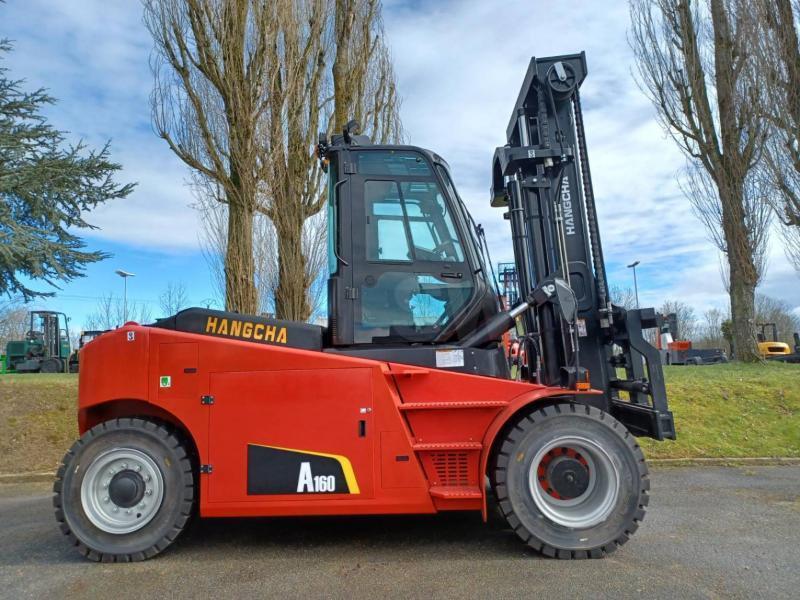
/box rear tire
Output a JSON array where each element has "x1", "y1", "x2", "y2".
[
  {"x1": 493, "y1": 403, "x2": 648, "y2": 559},
  {"x1": 40, "y1": 358, "x2": 62, "y2": 373},
  {"x1": 53, "y1": 418, "x2": 195, "y2": 561}
]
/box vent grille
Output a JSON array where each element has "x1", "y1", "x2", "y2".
[{"x1": 430, "y1": 452, "x2": 469, "y2": 486}]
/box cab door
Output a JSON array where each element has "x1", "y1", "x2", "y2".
[
  {"x1": 347, "y1": 149, "x2": 475, "y2": 345},
  {"x1": 207, "y1": 367, "x2": 374, "y2": 503}
]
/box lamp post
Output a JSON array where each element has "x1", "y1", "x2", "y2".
[
  {"x1": 115, "y1": 270, "x2": 136, "y2": 323},
  {"x1": 627, "y1": 261, "x2": 640, "y2": 309}
]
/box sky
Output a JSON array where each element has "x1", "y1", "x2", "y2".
[{"x1": 3, "y1": 0, "x2": 799, "y2": 331}]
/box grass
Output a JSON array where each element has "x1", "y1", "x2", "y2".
[
  {"x1": 640, "y1": 362, "x2": 800, "y2": 459},
  {"x1": 0, "y1": 374, "x2": 77, "y2": 474},
  {"x1": 0, "y1": 363, "x2": 798, "y2": 474}
]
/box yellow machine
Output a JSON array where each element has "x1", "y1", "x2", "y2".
[{"x1": 757, "y1": 323, "x2": 792, "y2": 357}]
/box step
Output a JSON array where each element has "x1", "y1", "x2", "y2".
[
  {"x1": 429, "y1": 486, "x2": 483, "y2": 499},
  {"x1": 412, "y1": 441, "x2": 483, "y2": 451},
  {"x1": 399, "y1": 400, "x2": 507, "y2": 411}
]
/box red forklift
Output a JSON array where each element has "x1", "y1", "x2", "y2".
[{"x1": 54, "y1": 53, "x2": 674, "y2": 562}]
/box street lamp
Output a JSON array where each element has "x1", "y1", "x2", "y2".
[
  {"x1": 115, "y1": 270, "x2": 136, "y2": 323},
  {"x1": 627, "y1": 261, "x2": 640, "y2": 309}
]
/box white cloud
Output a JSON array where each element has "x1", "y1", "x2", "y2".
[
  {"x1": 4, "y1": 0, "x2": 201, "y2": 253},
  {"x1": 3, "y1": 0, "x2": 798, "y2": 314},
  {"x1": 383, "y1": 0, "x2": 800, "y2": 314}
]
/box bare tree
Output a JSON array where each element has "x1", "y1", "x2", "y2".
[
  {"x1": 84, "y1": 294, "x2": 153, "y2": 331},
  {"x1": 752, "y1": 0, "x2": 800, "y2": 274},
  {"x1": 0, "y1": 297, "x2": 29, "y2": 349},
  {"x1": 630, "y1": 0, "x2": 770, "y2": 361},
  {"x1": 145, "y1": 0, "x2": 402, "y2": 321},
  {"x1": 694, "y1": 307, "x2": 728, "y2": 348},
  {"x1": 332, "y1": 0, "x2": 402, "y2": 140},
  {"x1": 682, "y1": 163, "x2": 772, "y2": 282},
  {"x1": 778, "y1": 224, "x2": 800, "y2": 273},
  {"x1": 193, "y1": 178, "x2": 328, "y2": 320},
  {"x1": 755, "y1": 293, "x2": 800, "y2": 343},
  {"x1": 659, "y1": 299, "x2": 700, "y2": 340},
  {"x1": 158, "y1": 281, "x2": 190, "y2": 316},
  {"x1": 610, "y1": 284, "x2": 638, "y2": 310}
]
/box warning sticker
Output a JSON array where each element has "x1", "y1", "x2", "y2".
[
  {"x1": 576, "y1": 318, "x2": 587, "y2": 337},
  {"x1": 435, "y1": 349, "x2": 464, "y2": 368},
  {"x1": 159, "y1": 375, "x2": 171, "y2": 388}
]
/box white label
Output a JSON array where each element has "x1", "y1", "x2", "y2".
[
  {"x1": 159, "y1": 375, "x2": 171, "y2": 388},
  {"x1": 297, "y1": 462, "x2": 336, "y2": 493},
  {"x1": 576, "y1": 318, "x2": 587, "y2": 337},
  {"x1": 127, "y1": 331, "x2": 135, "y2": 342},
  {"x1": 436, "y1": 349, "x2": 465, "y2": 368}
]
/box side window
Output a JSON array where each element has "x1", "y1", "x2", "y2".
[
  {"x1": 365, "y1": 181, "x2": 411, "y2": 262},
  {"x1": 400, "y1": 182, "x2": 464, "y2": 262}
]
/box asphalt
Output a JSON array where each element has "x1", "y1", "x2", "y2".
[{"x1": 0, "y1": 466, "x2": 798, "y2": 599}]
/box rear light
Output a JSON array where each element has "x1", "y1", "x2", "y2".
[{"x1": 576, "y1": 371, "x2": 591, "y2": 391}]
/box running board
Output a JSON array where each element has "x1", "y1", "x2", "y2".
[
  {"x1": 413, "y1": 442, "x2": 483, "y2": 451},
  {"x1": 428, "y1": 486, "x2": 483, "y2": 499},
  {"x1": 399, "y1": 400, "x2": 507, "y2": 411}
]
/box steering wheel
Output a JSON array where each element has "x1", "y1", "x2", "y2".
[{"x1": 431, "y1": 239, "x2": 458, "y2": 259}]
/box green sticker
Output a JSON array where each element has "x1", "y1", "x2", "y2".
[{"x1": 159, "y1": 375, "x2": 171, "y2": 388}]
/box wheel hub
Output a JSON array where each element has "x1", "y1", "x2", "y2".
[
  {"x1": 108, "y1": 470, "x2": 146, "y2": 508},
  {"x1": 80, "y1": 448, "x2": 165, "y2": 534},
  {"x1": 529, "y1": 436, "x2": 620, "y2": 529},
  {"x1": 547, "y1": 457, "x2": 590, "y2": 499}
]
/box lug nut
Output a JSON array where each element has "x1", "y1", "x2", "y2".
[
  {"x1": 104, "y1": 496, "x2": 109, "y2": 503},
  {"x1": 145, "y1": 489, "x2": 152, "y2": 496}
]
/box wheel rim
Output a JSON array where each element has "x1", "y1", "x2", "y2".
[
  {"x1": 80, "y1": 448, "x2": 165, "y2": 534},
  {"x1": 528, "y1": 436, "x2": 620, "y2": 529}
]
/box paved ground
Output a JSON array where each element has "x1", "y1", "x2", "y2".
[{"x1": 0, "y1": 466, "x2": 798, "y2": 599}]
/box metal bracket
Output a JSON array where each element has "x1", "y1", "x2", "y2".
[
  {"x1": 200, "y1": 464, "x2": 213, "y2": 474},
  {"x1": 520, "y1": 175, "x2": 552, "y2": 189},
  {"x1": 200, "y1": 395, "x2": 215, "y2": 405}
]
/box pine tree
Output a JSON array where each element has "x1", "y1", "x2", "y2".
[{"x1": 0, "y1": 40, "x2": 134, "y2": 300}]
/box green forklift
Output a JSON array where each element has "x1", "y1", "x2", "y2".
[{"x1": 3, "y1": 311, "x2": 72, "y2": 374}]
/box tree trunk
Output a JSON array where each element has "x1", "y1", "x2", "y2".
[
  {"x1": 274, "y1": 205, "x2": 310, "y2": 321},
  {"x1": 728, "y1": 265, "x2": 758, "y2": 361},
  {"x1": 719, "y1": 178, "x2": 761, "y2": 362},
  {"x1": 333, "y1": 0, "x2": 355, "y2": 131},
  {"x1": 224, "y1": 199, "x2": 258, "y2": 315}
]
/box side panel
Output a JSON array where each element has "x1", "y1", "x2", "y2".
[
  {"x1": 208, "y1": 368, "x2": 375, "y2": 503},
  {"x1": 78, "y1": 328, "x2": 150, "y2": 413}
]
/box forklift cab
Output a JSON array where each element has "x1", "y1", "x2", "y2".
[
  {"x1": 26, "y1": 311, "x2": 70, "y2": 360},
  {"x1": 323, "y1": 140, "x2": 501, "y2": 351}
]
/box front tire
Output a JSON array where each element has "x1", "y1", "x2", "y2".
[
  {"x1": 40, "y1": 358, "x2": 63, "y2": 373},
  {"x1": 493, "y1": 403, "x2": 648, "y2": 559},
  {"x1": 53, "y1": 418, "x2": 195, "y2": 561}
]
